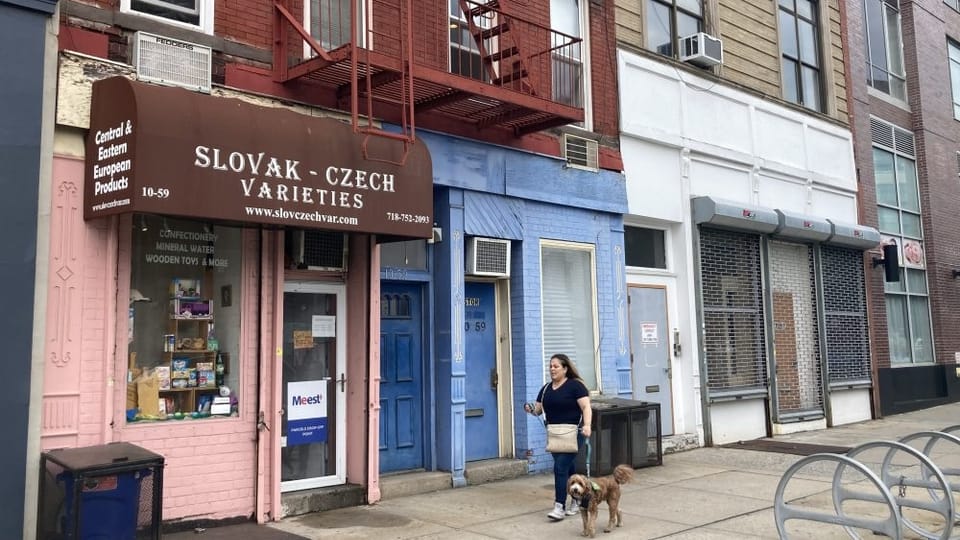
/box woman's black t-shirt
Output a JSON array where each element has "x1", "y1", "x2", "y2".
[{"x1": 537, "y1": 379, "x2": 589, "y2": 425}]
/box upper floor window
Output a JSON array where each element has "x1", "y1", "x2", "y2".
[
  {"x1": 779, "y1": 0, "x2": 823, "y2": 112},
  {"x1": 949, "y1": 41, "x2": 960, "y2": 119},
  {"x1": 551, "y1": 0, "x2": 586, "y2": 108},
  {"x1": 947, "y1": 0, "x2": 960, "y2": 13},
  {"x1": 449, "y1": 0, "x2": 490, "y2": 82},
  {"x1": 122, "y1": 0, "x2": 212, "y2": 33},
  {"x1": 646, "y1": 0, "x2": 703, "y2": 58},
  {"x1": 864, "y1": 0, "x2": 906, "y2": 101}
]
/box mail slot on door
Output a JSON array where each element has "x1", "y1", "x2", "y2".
[{"x1": 465, "y1": 408, "x2": 484, "y2": 418}]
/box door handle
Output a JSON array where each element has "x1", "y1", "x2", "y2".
[
  {"x1": 490, "y1": 368, "x2": 498, "y2": 389},
  {"x1": 257, "y1": 410, "x2": 270, "y2": 432},
  {"x1": 337, "y1": 372, "x2": 346, "y2": 392}
]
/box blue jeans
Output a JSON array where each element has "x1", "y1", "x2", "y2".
[{"x1": 551, "y1": 433, "x2": 585, "y2": 506}]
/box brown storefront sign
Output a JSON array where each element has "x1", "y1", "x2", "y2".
[{"x1": 84, "y1": 77, "x2": 433, "y2": 238}]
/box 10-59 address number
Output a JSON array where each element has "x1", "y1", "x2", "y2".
[{"x1": 142, "y1": 186, "x2": 170, "y2": 199}]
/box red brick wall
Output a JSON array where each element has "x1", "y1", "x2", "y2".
[{"x1": 845, "y1": 0, "x2": 960, "y2": 378}]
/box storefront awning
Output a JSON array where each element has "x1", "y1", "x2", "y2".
[
  {"x1": 84, "y1": 77, "x2": 434, "y2": 238},
  {"x1": 691, "y1": 196, "x2": 779, "y2": 234},
  {"x1": 826, "y1": 219, "x2": 881, "y2": 249},
  {"x1": 773, "y1": 209, "x2": 831, "y2": 242}
]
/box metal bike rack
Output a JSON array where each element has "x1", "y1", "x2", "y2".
[
  {"x1": 845, "y1": 440, "x2": 954, "y2": 540},
  {"x1": 774, "y1": 453, "x2": 903, "y2": 539},
  {"x1": 902, "y1": 430, "x2": 960, "y2": 531}
]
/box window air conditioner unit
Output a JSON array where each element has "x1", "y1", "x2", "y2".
[
  {"x1": 678, "y1": 32, "x2": 723, "y2": 68},
  {"x1": 134, "y1": 31, "x2": 212, "y2": 93},
  {"x1": 563, "y1": 133, "x2": 599, "y2": 171},
  {"x1": 466, "y1": 237, "x2": 511, "y2": 277}
]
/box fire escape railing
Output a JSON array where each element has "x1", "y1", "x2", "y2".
[{"x1": 273, "y1": 0, "x2": 584, "y2": 142}]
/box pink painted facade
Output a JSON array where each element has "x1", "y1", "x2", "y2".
[{"x1": 43, "y1": 149, "x2": 382, "y2": 523}]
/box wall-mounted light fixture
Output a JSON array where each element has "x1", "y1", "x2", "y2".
[
  {"x1": 873, "y1": 243, "x2": 900, "y2": 282},
  {"x1": 139, "y1": 215, "x2": 148, "y2": 232}
]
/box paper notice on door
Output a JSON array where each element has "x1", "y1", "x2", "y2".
[
  {"x1": 293, "y1": 330, "x2": 313, "y2": 349},
  {"x1": 641, "y1": 322, "x2": 658, "y2": 344},
  {"x1": 312, "y1": 315, "x2": 335, "y2": 337}
]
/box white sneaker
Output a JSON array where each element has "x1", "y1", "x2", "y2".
[
  {"x1": 547, "y1": 502, "x2": 565, "y2": 521},
  {"x1": 565, "y1": 499, "x2": 580, "y2": 516}
]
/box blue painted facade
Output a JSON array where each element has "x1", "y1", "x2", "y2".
[
  {"x1": 1, "y1": 0, "x2": 56, "y2": 533},
  {"x1": 389, "y1": 129, "x2": 629, "y2": 482}
]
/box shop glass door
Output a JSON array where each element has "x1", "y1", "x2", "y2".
[{"x1": 280, "y1": 282, "x2": 346, "y2": 491}]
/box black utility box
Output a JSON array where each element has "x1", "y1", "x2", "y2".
[
  {"x1": 576, "y1": 397, "x2": 662, "y2": 476},
  {"x1": 38, "y1": 442, "x2": 164, "y2": 540}
]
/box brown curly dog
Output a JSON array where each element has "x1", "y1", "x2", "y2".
[{"x1": 566, "y1": 464, "x2": 634, "y2": 537}]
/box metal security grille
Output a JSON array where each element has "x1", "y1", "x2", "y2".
[
  {"x1": 699, "y1": 228, "x2": 767, "y2": 393},
  {"x1": 821, "y1": 246, "x2": 871, "y2": 383},
  {"x1": 769, "y1": 240, "x2": 823, "y2": 418}
]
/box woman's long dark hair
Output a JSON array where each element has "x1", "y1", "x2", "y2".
[{"x1": 551, "y1": 353, "x2": 584, "y2": 382}]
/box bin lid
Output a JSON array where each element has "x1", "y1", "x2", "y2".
[
  {"x1": 43, "y1": 442, "x2": 164, "y2": 472},
  {"x1": 591, "y1": 396, "x2": 657, "y2": 410}
]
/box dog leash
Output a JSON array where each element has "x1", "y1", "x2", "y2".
[{"x1": 584, "y1": 436, "x2": 592, "y2": 478}]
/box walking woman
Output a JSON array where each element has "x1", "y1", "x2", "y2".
[{"x1": 524, "y1": 353, "x2": 592, "y2": 521}]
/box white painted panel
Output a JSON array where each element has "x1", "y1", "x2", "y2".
[
  {"x1": 684, "y1": 91, "x2": 752, "y2": 155},
  {"x1": 623, "y1": 138, "x2": 683, "y2": 221},
  {"x1": 689, "y1": 159, "x2": 752, "y2": 201},
  {"x1": 620, "y1": 55, "x2": 682, "y2": 138},
  {"x1": 806, "y1": 126, "x2": 856, "y2": 189},
  {"x1": 757, "y1": 175, "x2": 808, "y2": 213},
  {"x1": 772, "y1": 418, "x2": 828, "y2": 435},
  {"x1": 755, "y1": 109, "x2": 806, "y2": 170},
  {"x1": 710, "y1": 400, "x2": 767, "y2": 444},
  {"x1": 810, "y1": 189, "x2": 859, "y2": 222},
  {"x1": 829, "y1": 389, "x2": 872, "y2": 426}
]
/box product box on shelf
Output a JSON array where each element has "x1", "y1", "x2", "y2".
[
  {"x1": 171, "y1": 278, "x2": 201, "y2": 298},
  {"x1": 171, "y1": 298, "x2": 212, "y2": 318},
  {"x1": 155, "y1": 366, "x2": 171, "y2": 390}
]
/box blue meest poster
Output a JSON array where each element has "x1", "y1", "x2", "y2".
[{"x1": 287, "y1": 380, "x2": 328, "y2": 446}]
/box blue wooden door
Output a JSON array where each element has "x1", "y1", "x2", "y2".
[
  {"x1": 464, "y1": 282, "x2": 499, "y2": 461},
  {"x1": 379, "y1": 282, "x2": 424, "y2": 472}
]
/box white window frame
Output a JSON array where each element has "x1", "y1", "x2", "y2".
[
  {"x1": 551, "y1": 0, "x2": 592, "y2": 129},
  {"x1": 539, "y1": 239, "x2": 601, "y2": 391},
  {"x1": 949, "y1": 40, "x2": 960, "y2": 119},
  {"x1": 121, "y1": 0, "x2": 213, "y2": 35},
  {"x1": 863, "y1": 0, "x2": 907, "y2": 102},
  {"x1": 304, "y1": 0, "x2": 367, "y2": 59}
]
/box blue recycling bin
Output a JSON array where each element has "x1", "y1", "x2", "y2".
[
  {"x1": 38, "y1": 442, "x2": 164, "y2": 540},
  {"x1": 59, "y1": 468, "x2": 151, "y2": 539}
]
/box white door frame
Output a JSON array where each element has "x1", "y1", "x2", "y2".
[{"x1": 280, "y1": 281, "x2": 347, "y2": 492}]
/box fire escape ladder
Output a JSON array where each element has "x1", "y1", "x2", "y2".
[
  {"x1": 352, "y1": 0, "x2": 415, "y2": 166},
  {"x1": 458, "y1": 0, "x2": 535, "y2": 95}
]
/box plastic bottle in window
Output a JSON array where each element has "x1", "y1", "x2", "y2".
[{"x1": 215, "y1": 353, "x2": 225, "y2": 387}]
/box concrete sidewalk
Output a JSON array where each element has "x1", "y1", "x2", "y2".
[{"x1": 172, "y1": 401, "x2": 960, "y2": 540}]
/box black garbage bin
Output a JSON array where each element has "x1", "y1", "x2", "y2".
[
  {"x1": 38, "y1": 442, "x2": 164, "y2": 540},
  {"x1": 576, "y1": 397, "x2": 662, "y2": 476}
]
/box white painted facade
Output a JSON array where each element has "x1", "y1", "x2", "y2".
[{"x1": 618, "y1": 50, "x2": 872, "y2": 446}]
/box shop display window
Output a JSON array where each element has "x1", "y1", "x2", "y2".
[{"x1": 126, "y1": 215, "x2": 242, "y2": 422}]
